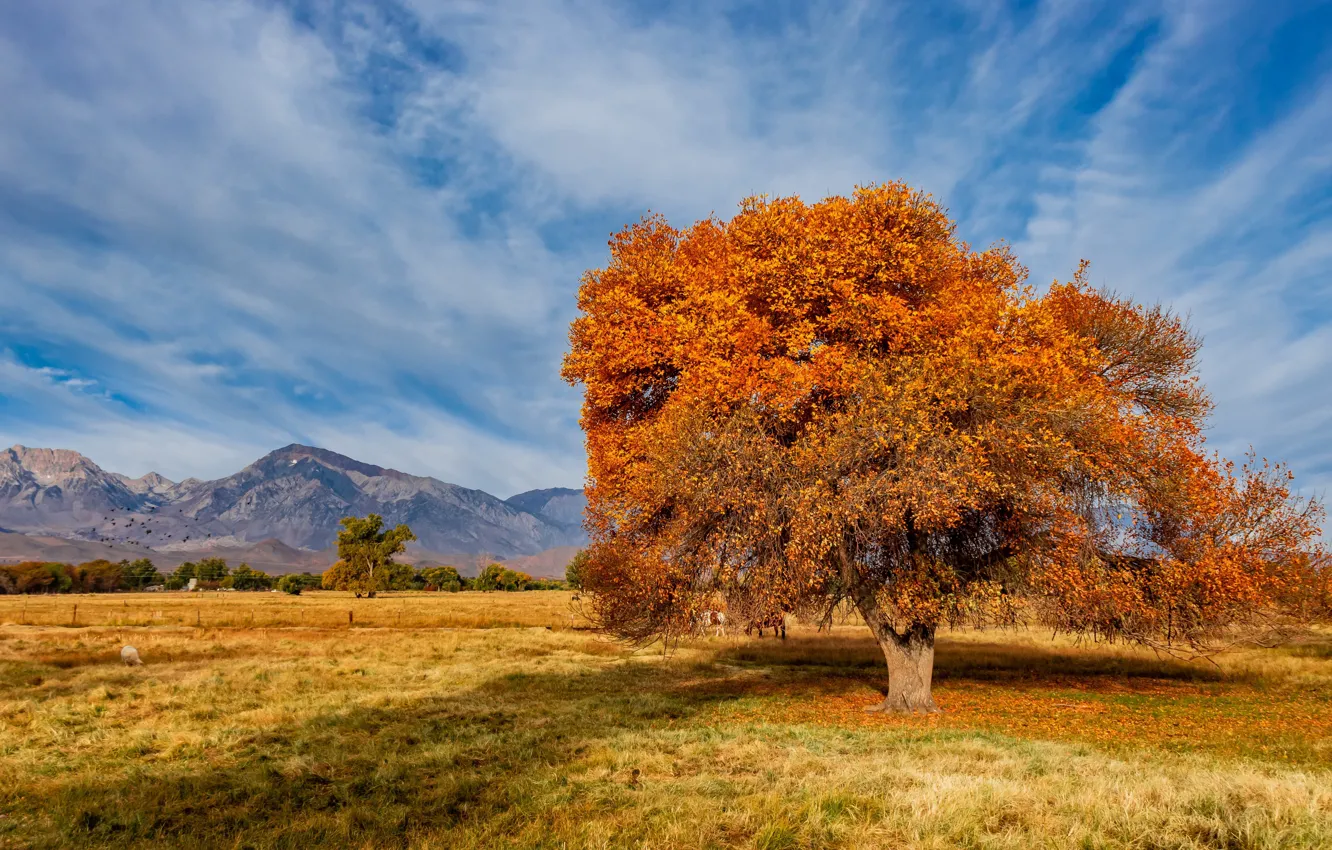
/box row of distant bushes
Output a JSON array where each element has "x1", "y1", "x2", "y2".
[
  {"x1": 0, "y1": 557, "x2": 310, "y2": 594},
  {"x1": 0, "y1": 557, "x2": 571, "y2": 594},
  {"x1": 414, "y1": 563, "x2": 567, "y2": 593},
  {"x1": 0, "y1": 558, "x2": 165, "y2": 594},
  {"x1": 317, "y1": 561, "x2": 566, "y2": 594}
]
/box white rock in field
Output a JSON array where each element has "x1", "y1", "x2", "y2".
[{"x1": 121, "y1": 646, "x2": 143, "y2": 666}]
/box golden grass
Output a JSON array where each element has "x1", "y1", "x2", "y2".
[
  {"x1": 0, "y1": 590, "x2": 579, "y2": 630},
  {"x1": 0, "y1": 592, "x2": 1330, "y2": 848}
]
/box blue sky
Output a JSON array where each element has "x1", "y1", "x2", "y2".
[{"x1": 0, "y1": 1, "x2": 1329, "y2": 506}]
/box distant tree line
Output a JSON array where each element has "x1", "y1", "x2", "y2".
[
  {"x1": 162, "y1": 559, "x2": 326, "y2": 592},
  {"x1": 1, "y1": 513, "x2": 585, "y2": 596},
  {"x1": 0, "y1": 558, "x2": 164, "y2": 594},
  {"x1": 320, "y1": 560, "x2": 566, "y2": 594},
  {"x1": 317, "y1": 514, "x2": 569, "y2": 596},
  {"x1": 0, "y1": 555, "x2": 573, "y2": 595},
  {"x1": 0, "y1": 557, "x2": 315, "y2": 594}
]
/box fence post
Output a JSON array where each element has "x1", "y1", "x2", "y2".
[
  {"x1": 71, "y1": 604, "x2": 78, "y2": 627},
  {"x1": 348, "y1": 610, "x2": 354, "y2": 627}
]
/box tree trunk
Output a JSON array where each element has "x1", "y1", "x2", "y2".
[
  {"x1": 853, "y1": 596, "x2": 938, "y2": 713},
  {"x1": 867, "y1": 623, "x2": 937, "y2": 713}
]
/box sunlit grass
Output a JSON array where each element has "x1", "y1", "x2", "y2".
[
  {"x1": 0, "y1": 592, "x2": 1329, "y2": 848},
  {"x1": 0, "y1": 589, "x2": 580, "y2": 630}
]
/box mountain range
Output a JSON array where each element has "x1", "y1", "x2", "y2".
[{"x1": 0, "y1": 444, "x2": 587, "y2": 572}]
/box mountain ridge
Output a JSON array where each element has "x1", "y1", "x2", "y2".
[{"x1": 0, "y1": 443, "x2": 586, "y2": 558}]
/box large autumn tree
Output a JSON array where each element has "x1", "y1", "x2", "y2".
[{"x1": 562, "y1": 183, "x2": 1328, "y2": 713}]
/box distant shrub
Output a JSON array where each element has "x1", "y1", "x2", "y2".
[
  {"x1": 418, "y1": 566, "x2": 463, "y2": 592},
  {"x1": 75, "y1": 560, "x2": 124, "y2": 593},
  {"x1": 196, "y1": 558, "x2": 230, "y2": 583},
  {"x1": 277, "y1": 574, "x2": 305, "y2": 595},
  {"x1": 227, "y1": 564, "x2": 273, "y2": 591},
  {"x1": 120, "y1": 558, "x2": 164, "y2": 591},
  {"x1": 384, "y1": 561, "x2": 417, "y2": 591},
  {"x1": 473, "y1": 564, "x2": 532, "y2": 592}
]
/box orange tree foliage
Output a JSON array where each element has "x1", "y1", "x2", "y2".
[{"x1": 562, "y1": 183, "x2": 1327, "y2": 711}]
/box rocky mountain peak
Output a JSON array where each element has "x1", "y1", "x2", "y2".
[
  {"x1": 4, "y1": 445, "x2": 106, "y2": 486},
  {"x1": 250, "y1": 444, "x2": 390, "y2": 479},
  {"x1": 0, "y1": 445, "x2": 146, "y2": 530},
  {"x1": 113, "y1": 471, "x2": 178, "y2": 496}
]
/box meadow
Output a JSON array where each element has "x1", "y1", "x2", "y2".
[{"x1": 1, "y1": 591, "x2": 1330, "y2": 849}]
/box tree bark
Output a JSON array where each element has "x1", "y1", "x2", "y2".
[
  {"x1": 867, "y1": 622, "x2": 937, "y2": 713},
  {"x1": 854, "y1": 595, "x2": 938, "y2": 713}
]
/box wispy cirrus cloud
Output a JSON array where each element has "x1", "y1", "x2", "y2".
[{"x1": 0, "y1": 0, "x2": 1328, "y2": 512}]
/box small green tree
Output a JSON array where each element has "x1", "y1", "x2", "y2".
[
  {"x1": 120, "y1": 558, "x2": 164, "y2": 591},
  {"x1": 167, "y1": 562, "x2": 196, "y2": 590},
  {"x1": 277, "y1": 574, "x2": 305, "y2": 595},
  {"x1": 473, "y1": 563, "x2": 503, "y2": 591},
  {"x1": 419, "y1": 565, "x2": 463, "y2": 592},
  {"x1": 384, "y1": 560, "x2": 417, "y2": 591},
  {"x1": 196, "y1": 558, "x2": 229, "y2": 584},
  {"x1": 474, "y1": 563, "x2": 531, "y2": 592},
  {"x1": 321, "y1": 514, "x2": 416, "y2": 598},
  {"x1": 227, "y1": 563, "x2": 272, "y2": 591},
  {"x1": 565, "y1": 550, "x2": 588, "y2": 590}
]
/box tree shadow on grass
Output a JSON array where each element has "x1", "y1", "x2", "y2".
[
  {"x1": 717, "y1": 630, "x2": 1235, "y2": 687},
  {"x1": 6, "y1": 660, "x2": 766, "y2": 850}
]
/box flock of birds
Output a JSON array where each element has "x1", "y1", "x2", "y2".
[
  {"x1": 96, "y1": 493, "x2": 261, "y2": 550},
  {"x1": 97, "y1": 505, "x2": 213, "y2": 550}
]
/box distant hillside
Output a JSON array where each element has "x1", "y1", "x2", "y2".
[
  {"x1": 505, "y1": 487, "x2": 585, "y2": 535},
  {"x1": 0, "y1": 443, "x2": 587, "y2": 559},
  {"x1": 499, "y1": 545, "x2": 582, "y2": 579}
]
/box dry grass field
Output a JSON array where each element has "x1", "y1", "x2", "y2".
[{"x1": 1, "y1": 591, "x2": 1330, "y2": 849}]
